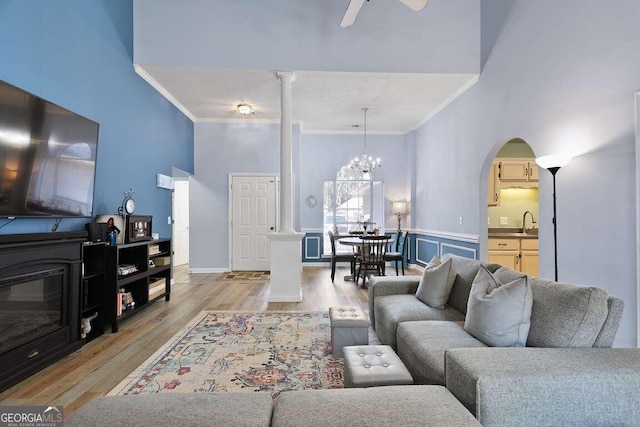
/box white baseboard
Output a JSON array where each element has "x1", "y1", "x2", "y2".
[{"x1": 189, "y1": 268, "x2": 229, "y2": 274}]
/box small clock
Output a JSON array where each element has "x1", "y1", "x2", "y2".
[{"x1": 118, "y1": 189, "x2": 136, "y2": 215}]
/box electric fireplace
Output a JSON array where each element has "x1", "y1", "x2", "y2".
[{"x1": 0, "y1": 232, "x2": 85, "y2": 391}]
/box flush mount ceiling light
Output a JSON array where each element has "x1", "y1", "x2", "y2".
[{"x1": 237, "y1": 104, "x2": 253, "y2": 115}]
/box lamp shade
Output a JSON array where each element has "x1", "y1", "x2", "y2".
[
  {"x1": 392, "y1": 201, "x2": 408, "y2": 215},
  {"x1": 535, "y1": 154, "x2": 572, "y2": 170}
]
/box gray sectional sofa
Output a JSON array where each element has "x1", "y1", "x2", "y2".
[
  {"x1": 66, "y1": 385, "x2": 482, "y2": 427},
  {"x1": 369, "y1": 253, "x2": 640, "y2": 426}
]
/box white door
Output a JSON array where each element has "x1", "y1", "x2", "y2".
[
  {"x1": 172, "y1": 179, "x2": 189, "y2": 266},
  {"x1": 231, "y1": 175, "x2": 277, "y2": 271}
]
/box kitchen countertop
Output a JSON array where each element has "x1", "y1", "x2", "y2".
[{"x1": 488, "y1": 228, "x2": 538, "y2": 239}]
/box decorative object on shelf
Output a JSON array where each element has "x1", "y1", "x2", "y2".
[
  {"x1": 392, "y1": 200, "x2": 408, "y2": 232},
  {"x1": 125, "y1": 215, "x2": 153, "y2": 243},
  {"x1": 80, "y1": 312, "x2": 98, "y2": 339},
  {"x1": 535, "y1": 154, "x2": 572, "y2": 281},
  {"x1": 118, "y1": 189, "x2": 136, "y2": 215},
  {"x1": 95, "y1": 215, "x2": 125, "y2": 244},
  {"x1": 349, "y1": 107, "x2": 381, "y2": 175}
]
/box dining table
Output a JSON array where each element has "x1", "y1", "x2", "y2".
[{"x1": 338, "y1": 235, "x2": 393, "y2": 282}]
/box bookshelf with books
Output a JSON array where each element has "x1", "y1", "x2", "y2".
[{"x1": 106, "y1": 238, "x2": 171, "y2": 332}]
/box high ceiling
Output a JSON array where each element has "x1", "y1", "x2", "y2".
[{"x1": 134, "y1": 0, "x2": 480, "y2": 133}]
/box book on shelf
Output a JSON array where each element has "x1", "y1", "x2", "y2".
[{"x1": 149, "y1": 244, "x2": 161, "y2": 255}]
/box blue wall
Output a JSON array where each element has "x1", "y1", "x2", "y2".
[{"x1": 0, "y1": 0, "x2": 194, "y2": 237}]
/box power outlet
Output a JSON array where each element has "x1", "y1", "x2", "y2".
[
  {"x1": 167, "y1": 216, "x2": 172, "y2": 225},
  {"x1": 500, "y1": 217, "x2": 509, "y2": 225},
  {"x1": 459, "y1": 216, "x2": 464, "y2": 225}
]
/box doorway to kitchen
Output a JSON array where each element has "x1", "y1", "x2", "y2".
[{"x1": 486, "y1": 138, "x2": 540, "y2": 276}]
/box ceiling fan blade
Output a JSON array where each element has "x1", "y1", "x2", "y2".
[
  {"x1": 397, "y1": 0, "x2": 429, "y2": 12},
  {"x1": 341, "y1": 0, "x2": 366, "y2": 27}
]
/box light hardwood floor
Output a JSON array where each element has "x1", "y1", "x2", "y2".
[{"x1": 0, "y1": 264, "x2": 419, "y2": 415}]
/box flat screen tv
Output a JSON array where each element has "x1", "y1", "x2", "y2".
[{"x1": 0, "y1": 79, "x2": 99, "y2": 217}]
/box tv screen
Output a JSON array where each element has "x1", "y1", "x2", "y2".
[{"x1": 0, "y1": 79, "x2": 99, "y2": 217}]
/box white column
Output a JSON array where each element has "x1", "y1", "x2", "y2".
[
  {"x1": 267, "y1": 71, "x2": 303, "y2": 302},
  {"x1": 277, "y1": 71, "x2": 295, "y2": 233}
]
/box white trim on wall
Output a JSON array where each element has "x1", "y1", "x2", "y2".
[
  {"x1": 134, "y1": 65, "x2": 197, "y2": 121},
  {"x1": 413, "y1": 229, "x2": 479, "y2": 244},
  {"x1": 304, "y1": 236, "x2": 321, "y2": 260},
  {"x1": 440, "y1": 243, "x2": 477, "y2": 259},
  {"x1": 415, "y1": 238, "x2": 439, "y2": 265},
  {"x1": 190, "y1": 268, "x2": 229, "y2": 274},
  {"x1": 635, "y1": 90, "x2": 640, "y2": 348}
]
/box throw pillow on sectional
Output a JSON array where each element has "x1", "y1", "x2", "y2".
[
  {"x1": 415, "y1": 255, "x2": 457, "y2": 309},
  {"x1": 464, "y1": 265, "x2": 533, "y2": 347}
]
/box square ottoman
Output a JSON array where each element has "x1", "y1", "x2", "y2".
[
  {"x1": 329, "y1": 306, "x2": 370, "y2": 358},
  {"x1": 343, "y1": 344, "x2": 413, "y2": 388}
]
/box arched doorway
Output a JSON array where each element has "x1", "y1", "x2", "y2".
[{"x1": 486, "y1": 138, "x2": 540, "y2": 276}]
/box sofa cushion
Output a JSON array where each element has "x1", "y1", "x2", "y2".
[
  {"x1": 464, "y1": 266, "x2": 532, "y2": 347},
  {"x1": 493, "y1": 267, "x2": 610, "y2": 347},
  {"x1": 66, "y1": 392, "x2": 273, "y2": 427},
  {"x1": 445, "y1": 347, "x2": 640, "y2": 425},
  {"x1": 374, "y1": 295, "x2": 465, "y2": 349},
  {"x1": 415, "y1": 256, "x2": 457, "y2": 309},
  {"x1": 396, "y1": 321, "x2": 486, "y2": 385},
  {"x1": 272, "y1": 385, "x2": 481, "y2": 427},
  {"x1": 444, "y1": 254, "x2": 502, "y2": 314}
]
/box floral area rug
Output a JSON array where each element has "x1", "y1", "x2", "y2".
[{"x1": 108, "y1": 311, "x2": 343, "y2": 397}]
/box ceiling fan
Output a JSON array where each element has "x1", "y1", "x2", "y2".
[{"x1": 340, "y1": 0, "x2": 429, "y2": 27}]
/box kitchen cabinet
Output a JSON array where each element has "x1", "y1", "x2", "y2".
[
  {"x1": 497, "y1": 159, "x2": 538, "y2": 184},
  {"x1": 487, "y1": 162, "x2": 500, "y2": 206},
  {"x1": 488, "y1": 237, "x2": 538, "y2": 276},
  {"x1": 519, "y1": 239, "x2": 539, "y2": 277},
  {"x1": 488, "y1": 238, "x2": 520, "y2": 270}
]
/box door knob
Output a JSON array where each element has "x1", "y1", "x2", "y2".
[{"x1": 270, "y1": 226, "x2": 275, "y2": 230}]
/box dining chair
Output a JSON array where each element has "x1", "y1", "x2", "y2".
[
  {"x1": 328, "y1": 230, "x2": 356, "y2": 283},
  {"x1": 384, "y1": 231, "x2": 409, "y2": 275},
  {"x1": 354, "y1": 235, "x2": 390, "y2": 286}
]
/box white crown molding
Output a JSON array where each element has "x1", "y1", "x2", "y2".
[
  {"x1": 409, "y1": 74, "x2": 480, "y2": 132},
  {"x1": 301, "y1": 129, "x2": 408, "y2": 136},
  {"x1": 134, "y1": 64, "x2": 197, "y2": 122},
  {"x1": 195, "y1": 117, "x2": 303, "y2": 125},
  {"x1": 412, "y1": 228, "x2": 479, "y2": 244}
]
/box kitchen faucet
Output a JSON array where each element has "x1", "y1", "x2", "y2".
[{"x1": 522, "y1": 210, "x2": 537, "y2": 234}]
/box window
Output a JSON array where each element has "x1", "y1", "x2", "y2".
[{"x1": 322, "y1": 165, "x2": 384, "y2": 255}]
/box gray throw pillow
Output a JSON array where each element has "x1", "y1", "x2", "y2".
[
  {"x1": 415, "y1": 255, "x2": 457, "y2": 309},
  {"x1": 464, "y1": 265, "x2": 533, "y2": 347}
]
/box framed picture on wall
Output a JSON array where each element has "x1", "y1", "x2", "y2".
[{"x1": 95, "y1": 214, "x2": 125, "y2": 244}]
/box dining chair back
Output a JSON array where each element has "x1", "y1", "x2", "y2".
[
  {"x1": 328, "y1": 230, "x2": 356, "y2": 282},
  {"x1": 355, "y1": 235, "x2": 390, "y2": 286},
  {"x1": 383, "y1": 231, "x2": 409, "y2": 275}
]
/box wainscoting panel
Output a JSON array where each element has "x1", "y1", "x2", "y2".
[
  {"x1": 302, "y1": 232, "x2": 328, "y2": 263},
  {"x1": 409, "y1": 231, "x2": 479, "y2": 267}
]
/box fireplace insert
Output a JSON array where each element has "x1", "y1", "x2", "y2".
[{"x1": 0, "y1": 232, "x2": 84, "y2": 391}]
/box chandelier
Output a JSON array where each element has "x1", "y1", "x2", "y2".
[{"x1": 350, "y1": 107, "x2": 381, "y2": 174}]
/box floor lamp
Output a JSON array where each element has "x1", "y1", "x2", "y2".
[{"x1": 535, "y1": 154, "x2": 572, "y2": 281}]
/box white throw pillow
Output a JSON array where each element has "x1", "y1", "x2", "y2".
[
  {"x1": 464, "y1": 265, "x2": 533, "y2": 347},
  {"x1": 415, "y1": 255, "x2": 457, "y2": 309}
]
